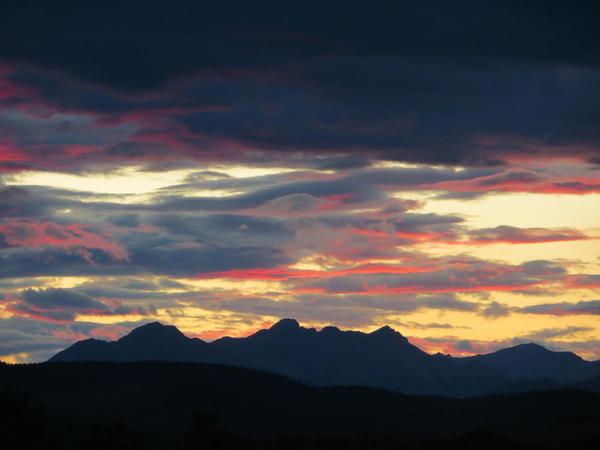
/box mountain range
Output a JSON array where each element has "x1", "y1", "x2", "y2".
[{"x1": 49, "y1": 319, "x2": 600, "y2": 397}]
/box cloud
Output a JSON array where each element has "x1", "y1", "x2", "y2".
[
  {"x1": 149, "y1": 213, "x2": 293, "y2": 246},
  {"x1": 564, "y1": 275, "x2": 600, "y2": 290},
  {"x1": 189, "y1": 291, "x2": 478, "y2": 328},
  {"x1": 0, "y1": 221, "x2": 128, "y2": 260},
  {"x1": 0, "y1": 187, "x2": 30, "y2": 215},
  {"x1": 22, "y1": 288, "x2": 107, "y2": 310},
  {"x1": 292, "y1": 259, "x2": 568, "y2": 295},
  {"x1": 0, "y1": 317, "x2": 148, "y2": 360},
  {"x1": 0, "y1": 186, "x2": 80, "y2": 218},
  {"x1": 0, "y1": 325, "x2": 69, "y2": 357},
  {"x1": 519, "y1": 300, "x2": 600, "y2": 316},
  {"x1": 481, "y1": 301, "x2": 511, "y2": 318},
  {"x1": 0, "y1": 2, "x2": 598, "y2": 170},
  {"x1": 194, "y1": 263, "x2": 437, "y2": 281},
  {"x1": 519, "y1": 326, "x2": 594, "y2": 341},
  {"x1": 466, "y1": 226, "x2": 592, "y2": 245},
  {"x1": 129, "y1": 240, "x2": 291, "y2": 276},
  {"x1": 422, "y1": 170, "x2": 600, "y2": 195},
  {"x1": 2, "y1": 287, "x2": 155, "y2": 323},
  {"x1": 0, "y1": 246, "x2": 133, "y2": 278},
  {"x1": 0, "y1": 2, "x2": 598, "y2": 363}
]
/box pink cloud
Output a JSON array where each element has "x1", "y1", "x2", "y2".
[
  {"x1": 419, "y1": 170, "x2": 600, "y2": 195},
  {"x1": 89, "y1": 325, "x2": 130, "y2": 341},
  {"x1": 0, "y1": 139, "x2": 28, "y2": 163},
  {"x1": 52, "y1": 330, "x2": 89, "y2": 341},
  {"x1": 0, "y1": 221, "x2": 129, "y2": 260}
]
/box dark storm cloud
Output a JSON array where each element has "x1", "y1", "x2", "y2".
[
  {"x1": 22, "y1": 288, "x2": 106, "y2": 310},
  {"x1": 150, "y1": 214, "x2": 293, "y2": 246},
  {"x1": 0, "y1": 247, "x2": 135, "y2": 279},
  {"x1": 1, "y1": 1, "x2": 599, "y2": 167},
  {"x1": 0, "y1": 186, "x2": 85, "y2": 218},
  {"x1": 174, "y1": 65, "x2": 600, "y2": 164},
  {"x1": 0, "y1": 230, "x2": 291, "y2": 279},
  {"x1": 3, "y1": 1, "x2": 599, "y2": 90},
  {"x1": 0, "y1": 110, "x2": 133, "y2": 147},
  {"x1": 0, "y1": 187, "x2": 31, "y2": 217},
  {"x1": 129, "y1": 243, "x2": 290, "y2": 276}
]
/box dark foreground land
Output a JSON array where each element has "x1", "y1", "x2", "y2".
[{"x1": 2, "y1": 361, "x2": 600, "y2": 450}]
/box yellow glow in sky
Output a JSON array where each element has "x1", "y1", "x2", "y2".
[
  {"x1": 423, "y1": 192, "x2": 600, "y2": 229},
  {"x1": 5, "y1": 167, "x2": 198, "y2": 194},
  {"x1": 4, "y1": 165, "x2": 298, "y2": 195}
]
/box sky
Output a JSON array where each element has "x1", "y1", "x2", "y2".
[{"x1": 1, "y1": 0, "x2": 600, "y2": 362}]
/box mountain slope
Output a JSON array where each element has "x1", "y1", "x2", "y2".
[
  {"x1": 466, "y1": 342, "x2": 596, "y2": 383},
  {"x1": 51, "y1": 321, "x2": 207, "y2": 362},
  {"x1": 49, "y1": 319, "x2": 600, "y2": 396}
]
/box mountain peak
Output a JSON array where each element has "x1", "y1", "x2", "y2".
[
  {"x1": 510, "y1": 342, "x2": 582, "y2": 361},
  {"x1": 269, "y1": 318, "x2": 300, "y2": 331},
  {"x1": 47, "y1": 320, "x2": 599, "y2": 396},
  {"x1": 320, "y1": 325, "x2": 340, "y2": 334},
  {"x1": 508, "y1": 342, "x2": 551, "y2": 354},
  {"x1": 370, "y1": 325, "x2": 401, "y2": 337},
  {"x1": 120, "y1": 322, "x2": 188, "y2": 343}
]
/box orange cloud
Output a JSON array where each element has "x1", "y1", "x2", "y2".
[{"x1": 191, "y1": 320, "x2": 275, "y2": 341}]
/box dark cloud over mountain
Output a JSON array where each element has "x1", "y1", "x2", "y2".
[{"x1": 1, "y1": 1, "x2": 599, "y2": 168}]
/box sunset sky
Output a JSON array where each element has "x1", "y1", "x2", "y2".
[{"x1": 1, "y1": 1, "x2": 600, "y2": 362}]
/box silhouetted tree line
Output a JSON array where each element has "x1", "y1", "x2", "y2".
[
  {"x1": 0, "y1": 388, "x2": 49, "y2": 450},
  {"x1": 2, "y1": 362, "x2": 600, "y2": 449}
]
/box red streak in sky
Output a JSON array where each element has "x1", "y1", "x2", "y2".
[
  {"x1": 0, "y1": 142, "x2": 27, "y2": 162},
  {"x1": 396, "y1": 231, "x2": 444, "y2": 240},
  {"x1": 318, "y1": 193, "x2": 357, "y2": 210},
  {"x1": 295, "y1": 282, "x2": 550, "y2": 295},
  {"x1": 421, "y1": 174, "x2": 600, "y2": 195},
  {"x1": 195, "y1": 264, "x2": 437, "y2": 280},
  {"x1": 563, "y1": 275, "x2": 600, "y2": 290}
]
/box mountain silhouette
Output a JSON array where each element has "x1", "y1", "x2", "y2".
[
  {"x1": 49, "y1": 319, "x2": 600, "y2": 397},
  {"x1": 5, "y1": 361, "x2": 600, "y2": 450},
  {"x1": 465, "y1": 342, "x2": 596, "y2": 383}
]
